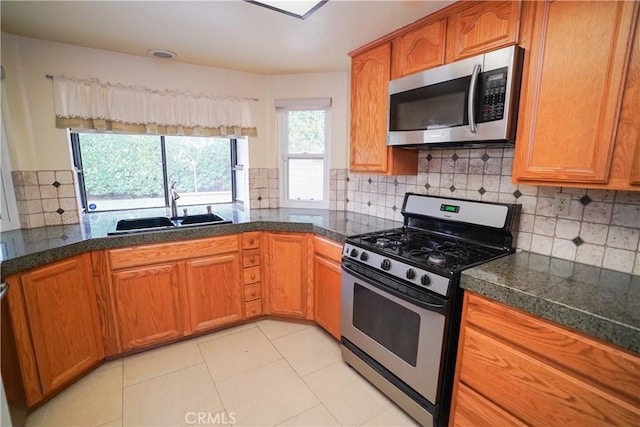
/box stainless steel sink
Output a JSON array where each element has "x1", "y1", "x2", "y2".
[{"x1": 108, "y1": 213, "x2": 231, "y2": 235}]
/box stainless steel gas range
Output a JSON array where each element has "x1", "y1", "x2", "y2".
[{"x1": 340, "y1": 193, "x2": 520, "y2": 426}]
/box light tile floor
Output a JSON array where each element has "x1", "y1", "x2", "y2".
[{"x1": 25, "y1": 320, "x2": 419, "y2": 427}]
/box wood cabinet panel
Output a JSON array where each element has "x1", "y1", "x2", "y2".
[
  {"x1": 313, "y1": 255, "x2": 341, "y2": 340},
  {"x1": 109, "y1": 235, "x2": 239, "y2": 269},
  {"x1": 266, "y1": 233, "x2": 310, "y2": 318},
  {"x1": 313, "y1": 236, "x2": 343, "y2": 263},
  {"x1": 185, "y1": 254, "x2": 243, "y2": 333},
  {"x1": 446, "y1": 1, "x2": 520, "y2": 62},
  {"x1": 242, "y1": 232, "x2": 260, "y2": 249},
  {"x1": 243, "y1": 266, "x2": 261, "y2": 285},
  {"x1": 350, "y1": 43, "x2": 418, "y2": 175},
  {"x1": 464, "y1": 293, "x2": 640, "y2": 409},
  {"x1": 242, "y1": 248, "x2": 260, "y2": 267},
  {"x1": 451, "y1": 293, "x2": 640, "y2": 427},
  {"x1": 451, "y1": 383, "x2": 526, "y2": 427},
  {"x1": 21, "y1": 254, "x2": 104, "y2": 395},
  {"x1": 513, "y1": 1, "x2": 638, "y2": 184},
  {"x1": 244, "y1": 283, "x2": 261, "y2": 301},
  {"x1": 91, "y1": 250, "x2": 121, "y2": 357},
  {"x1": 391, "y1": 19, "x2": 446, "y2": 79},
  {"x1": 245, "y1": 300, "x2": 262, "y2": 318},
  {"x1": 112, "y1": 263, "x2": 184, "y2": 350},
  {"x1": 458, "y1": 327, "x2": 639, "y2": 426}
]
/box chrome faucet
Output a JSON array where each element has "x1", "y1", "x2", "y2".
[{"x1": 170, "y1": 182, "x2": 180, "y2": 218}]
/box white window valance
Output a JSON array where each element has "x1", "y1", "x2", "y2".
[{"x1": 51, "y1": 75, "x2": 258, "y2": 137}]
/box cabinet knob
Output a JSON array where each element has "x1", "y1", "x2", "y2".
[
  {"x1": 251, "y1": 291, "x2": 257, "y2": 297},
  {"x1": 251, "y1": 273, "x2": 256, "y2": 279},
  {"x1": 249, "y1": 256, "x2": 256, "y2": 262},
  {"x1": 249, "y1": 238, "x2": 255, "y2": 245}
]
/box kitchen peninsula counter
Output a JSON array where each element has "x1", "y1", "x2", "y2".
[{"x1": 2, "y1": 206, "x2": 637, "y2": 353}]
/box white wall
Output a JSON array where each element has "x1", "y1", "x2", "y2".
[
  {"x1": 264, "y1": 73, "x2": 350, "y2": 170},
  {"x1": 0, "y1": 33, "x2": 348, "y2": 174}
]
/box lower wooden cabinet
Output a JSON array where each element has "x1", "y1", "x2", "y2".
[
  {"x1": 4, "y1": 253, "x2": 104, "y2": 405},
  {"x1": 313, "y1": 236, "x2": 343, "y2": 340},
  {"x1": 265, "y1": 232, "x2": 312, "y2": 319},
  {"x1": 185, "y1": 254, "x2": 243, "y2": 333},
  {"x1": 112, "y1": 263, "x2": 186, "y2": 351},
  {"x1": 450, "y1": 292, "x2": 640, "y2": 426}
]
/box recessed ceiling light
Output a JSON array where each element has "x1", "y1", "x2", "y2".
[
  {"x1": 147, "y1": 49, "x2": 177, "y2": 59},
  {"x1": 244, "y1": 0, "x2": 328, "y2": 20}
]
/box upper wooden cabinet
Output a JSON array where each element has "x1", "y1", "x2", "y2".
[
  {"x1": 391, "y1": 19, "x2": 446, "y2": 79},
  {"x1": 450, "y1": 292, "x2": 640, "y2": 426},
  {"x1": 7, "y1": 254, "x2": 104, "y2": 404},
  {"x1": 350, "y1": 43, "x2": 418, "y2": 175},
  {"x1": 513, "y1": 1, "x2": 639, "y2": 189},
  {"x1": 265, "y1": 232, "x2": 312, "y2": 319},
  {"x1": 446, "y1": 1, "x2": 521, "y2": 63}
]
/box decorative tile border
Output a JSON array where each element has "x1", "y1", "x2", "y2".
[
  {"x1": 11, "y1": 170, "x2": 80, "y2": 229},
  {"x1": 345, "y1": 148, "x2": 640, "y2": 275}
]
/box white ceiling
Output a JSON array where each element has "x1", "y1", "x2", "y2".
[{"x1": 0, "y1": 0, "x2": 454, "y2": 75}]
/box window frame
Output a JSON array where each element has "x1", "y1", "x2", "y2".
[
  {"x1": 277, "y1": 103, "x2": 331, "y2": 209},
  {"x1": 71, "y1": 132, "x2": 239, "y2": 212}
]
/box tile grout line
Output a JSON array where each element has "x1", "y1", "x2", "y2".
[{"x1": 194, "y1": 336, "x2": 230, "y2": 421}]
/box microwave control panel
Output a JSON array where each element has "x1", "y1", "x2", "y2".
[{"x1": 480, "y1": 67, "x2": 508, "y2": 122}]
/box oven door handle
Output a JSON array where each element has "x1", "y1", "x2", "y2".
[{"x1": 342, "y1": 261, "x2": 446, "y2": 315}]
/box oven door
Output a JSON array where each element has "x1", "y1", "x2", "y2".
[{"x1": 341, "y1": 262, "x2": 446, "y2": 404}]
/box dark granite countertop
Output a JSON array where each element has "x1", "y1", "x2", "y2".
[
  {"x1": 3, "y1": 205, "x2": 638, "y2": 353},
  {"x1": 0, "y1": 204, "x2": 400, "y2": 277},
  {"x1": 461, "y1": 252, "x2": 639, "y2": 353}
]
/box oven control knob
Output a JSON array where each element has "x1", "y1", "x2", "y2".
[
  {"x1": 406, "y1": 269, "x2": 416, "y2": 280},
  {"x1": 421, "y1": 274, "x2": 431, "y2": 287},
  {"x1": 381, "y1": 259, "x2": 392, "y2": 271},
  {"x1": 350, "y1": 248, "x2": 359, "y2": 258},
  {"x1": 360, "y1": 252, "x2": 369, "y2": 261}
]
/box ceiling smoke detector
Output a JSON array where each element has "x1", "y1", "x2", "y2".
[{"x1": 147, "y1": 49, "x2": 177, "y2": 59}]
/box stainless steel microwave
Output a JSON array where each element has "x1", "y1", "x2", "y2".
[{"x1": 388, "y1": 45, "x2": 524, "y2": 148}]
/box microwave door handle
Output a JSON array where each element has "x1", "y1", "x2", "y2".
[{"x1": 468, "y1": 64, "x2": 481, "y2": 133}]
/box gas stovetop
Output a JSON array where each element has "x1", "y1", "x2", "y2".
[
  {"x1": 351, "y1": 227, "x2": 506, "y2": 272},
  {"x1": 342, "y1": 194, "x2": 521, "y2": 298}
]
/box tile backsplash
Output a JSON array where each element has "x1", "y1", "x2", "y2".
[
  {"x1": 344, "y1": 148, "x2": 640, "y2": 275},
  {"x1": 11, "y1": 170, "x2": 80, "y2": 229}
]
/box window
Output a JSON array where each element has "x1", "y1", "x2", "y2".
[
  {"x1": 277, "y1": 98, "x2": 331, "y2": 208},
  {"x1": 71, "y1": 133, "x2": 238, "y2": 212}
]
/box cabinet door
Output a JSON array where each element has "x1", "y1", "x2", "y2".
[
  {"x1": 21, "y1": 254, "x2": 104, "y2": 395},
  {"x1": 446, "y1": 1, "x2": 521, "y2": 62},
  {"x1": 391, "y1": 19, "x2": 446, "y2": 79},
  {"x1": 313, "y1": 255, "x2": 341, "y2": 340},
  {"x1": 513, "y1": 1, "x2": 638, "y2": 184},
  {"x1": 185, "y1": 254, "x2": 243, "y2": 333},
  {"x1": 350, "y1": 43, "x2": 418, "y2": 175},
  {"x1": 266, "y1": 233, "x2": 310, "y2": 318},
  {"x1": 112, "y1": 263, "x2": 184, "y2": 351}
]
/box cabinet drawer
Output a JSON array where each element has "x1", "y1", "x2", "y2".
[
  {"x1": 244, "y1": 283, "x2": 261, "y2": 301},
  {"x1": 465, "y1": 294, "x2": 640, "y2": 409},
  {"x1": 458, "y1": 327, "x2": 639, "y2": 426},
  {"x1": 243, "y1": 266, "x2": 261, "y2": 284},
  {"x1": 245, "y1": 300, "x2": 262, "y2": 318},
  {"x1": 242, "y1": 232, "x2": 260, "y2": 250},
  {"x1": 242, "y1": 249, "x2": 260, "y2": 267},
  {"x1": 109, "y1": 235, "x2": 239, "y2": 269},
  {"x1": 452, "y1": 383, "x2": 526, "y2": 427}
]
